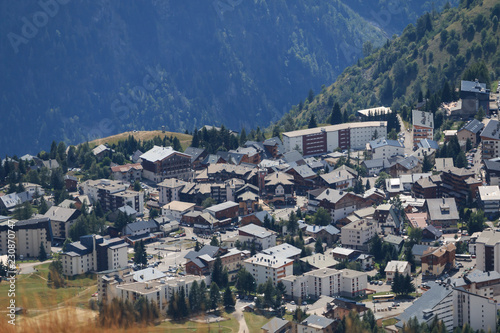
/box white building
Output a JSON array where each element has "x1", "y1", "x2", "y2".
[
  {"x1": 243, "y1": 253, "x2": 293, "y2": 286},
  {"x1": 281, "y1": 268, "x2": 368, "y2": 301},
  {"x1": 238, "y1": 223, "x2": 277, "y2": 250},
  {"x1": 81, "y1": 179, "x2": 144, "y2": 214},
  {"x1": 368, "y1": 137, "x2": 404, "y2": 160},
  {"x1": 475, "y1": 229, "x2": 500, "y2": 273},
  {"x1": 116, "y1": 275, "x2": 207, "y2": 312},
  {"x1": 396, "y1": 280, "x2": 499, "y2": 332},
  {"x1": 60, "y1": 235, "x2": 128, "y2": 276},
  {"x1": 282, "y1": 121, "x2": 387, "y2": 155},
  {"x1": 161, "y1": 200, "x2": 196, "y2": 220},
  {"x1": 340, "y1": 218, "x2": 376, "y2": 251},
  {"x1": 157, "y1": 178, "x2": 188, "y2": 205},
  {"x1": 478, "y1": 186, "x2": 500, "y2": 215},
  {"x1": 385, "y1": 260, "x2": 411, "y2": 281}
]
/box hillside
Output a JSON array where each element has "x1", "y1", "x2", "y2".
[
  {"x1": 278, "y1": 0, "x2": 500, "y2": 130},
  {"x1": 0, "y1": 0, "x2": 397, "y2": 156},
  {"x1": 88, "y1": 131, "x2": 192, "y2": 151}
]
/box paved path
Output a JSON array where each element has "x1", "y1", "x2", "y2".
[
  {"x1": 18, "y1": 260, "x2": 53, "y2": 274},
  {"x1": 233, "y1": 301, "x2": 249, "y2": 333}
]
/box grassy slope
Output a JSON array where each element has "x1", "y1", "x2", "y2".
[
  {"x1": 280, "y1": 0, "x2": 499, "y2": 129},
  {"x1": 88, "y1": 131, "x2": 193, "y2": 151},
  {"x1": 0, "y1": 263, "x2": 97, "y2": 310}
]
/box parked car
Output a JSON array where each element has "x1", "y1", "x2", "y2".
[{"x1": 378, "y1": 281, "x2": 383, "y2": 286}]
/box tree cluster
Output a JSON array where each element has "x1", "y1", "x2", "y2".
[
  {"x1": 98, "y1": 296, "x2": 159, "y2": 328},
  {"x1": 391, "y1": 270, "x2": 416, "y2": 296}
]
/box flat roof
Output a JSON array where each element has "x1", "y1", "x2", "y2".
[{"x1": 283, "y1": 121, "x2": 387, "y2": 138}]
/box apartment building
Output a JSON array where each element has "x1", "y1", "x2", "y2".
[
  {"x1": 44, "y1": 206, "x2": 80, "y2": 240},
  {"x1": 157, "y1": 178, "x2": 188, "y2": 205},
  {"x1": 140, "y1": 145, "x2": 192, "y2": 182},
  {"x1": 60, "y1": 235, "x2": 128, "y2": 276},
  {"x1": 161, "y1": 200, "x2": 195, "y2": 220},
  {"x1": 457, "y1": 119, "x2": 484, "y2": 147},
  {"x1": 426, "y1": 198, "x2": 459, "y2": 233},
  {"x1": 396, "y1": 281, "x2": 498, "y2": 332},
  {"x1": 116, "y1": 275, "x2": 207, "y2": 312},
  {"x1": 481, "y1": 120, "x2": 500, "y2": 160},
  {"x1": 478, "y1": 185, "x2": 500, "y2": 215},
  {"x1": 412, "y1": 110, "x2": 434, "y2": 148},
  {"x1": 282, "y1": 121, "x2": 387, "y2": 155},
  {"x1": 81, "y1": 179, "x2": 144, "y2": 214},
  {"x1": 475, "y1": 229, "x2": 500, "y2": 273},
  {"x1": 368, "y1": 137, "x2": 404, "y2": 159},
  {"x1": 111, "y1": 163, "x2": 143, "y2": 182},
  {"x1": 340, "y1": 218, "x2": 376, "y2": 251},
  {"x1": 421, "y1": 243, "x2": 456, "y2": 277},
  {"x1": 238, "y1": 223, "x2": 277, "y2": 250},
  {"x1": 0, "y1": 217, "x2": 52, "y2": 258},
  {"x1": 184, "y1": 245, "x2": 248, "y2": 281},
  {"x1": 243, "y1": 253, "x2": 293, "y2": 286},
  {"x1": 385, "y1": 260, "x2": 411, "y2": 281}
]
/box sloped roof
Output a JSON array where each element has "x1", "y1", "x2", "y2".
[
  {"x1": 44, "y1": 206, "x2": 79, "y2": 222},
  {"x1": 459, "y1": 119, "x2": 484, "y2": 134}
]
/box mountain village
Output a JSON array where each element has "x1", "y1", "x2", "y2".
[{"x1": 1, "y1": 79, "x2": 500, "y2": 332}]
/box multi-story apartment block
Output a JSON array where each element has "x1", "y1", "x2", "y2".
[
  {"x1": 396, "y1": 280, "x2": 499, "y2": 332},
  {"x1": 385, "y1": 260, "x2": 411, "y2": 281},
  {"x1": 421, "y1": 243, "x2": 456, "y2": 277},
  {"x1": 238, "y1": 223, "x2": 277, "y2": 250},
  {"x1": 0, "y1": 217, "x2": 52, "y2": 259},
  {"x1": 44, "y1": 206, "x2": 80, "y2": 240},
  {"x1": 111, "y1": 163, "x2": 143, "y2": 182},
  {"x1": 157, "y1": 178, "x2": 188, "y2": 205},
  {"x1": 140, "y1": 145, "x2": 192, "y2": 182},
  {"x1": 368, "y1": 137, "x2": 404, "y2": 160},
  {"x1": 282, "y1": 267, "x2": 368, "y2": 301},
  {"x1": 60, "y1": 235, "x2": 128, "y2": 276},
  {"x1": 412, "y1": 110, "x2": 434, "y2": 148},
  {"x1": 481, "y1": 120, "x2": 500, "y2": 160},
  {"x1": 184, "y1": 245, "x2": 248, "y2": 281},
  {"x1": 478, "y1": 186, "x2": 500, "y2": 215},
  {"x1": 116, "y1": 275, "x2": 207, "y2": 312},
  {"x1": 460, "y1": 79, "x2": 490, "y2": 115},
  {"x1": 81, "y1": 179, "x2": 144, "y2": 214},
  {"x1": 457, "y1": 119, "x2": 484, "y2": 147},
  {"x1": 340, "y1": 218, "x2": 376, "y2": 251},
  {"x1": 426, "y1": 198, "x2": 459, "y2": 233},
  {"x1": 244, "y1": 253, "x2": 293, "y2": 286},
  {"x1": 476, "y1": 229, "x2": 500, "y2": 273},
  {"x1": 282, "y1": 121, "x2": 387, "y2": 155}
]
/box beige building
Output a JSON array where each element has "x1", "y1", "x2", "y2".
[
  {"x1": 44, "y1": 206, "x2": 80, "y2": 240},
  {"x1": 238, "y1": 223, "x2": 277, "y2": 250},
  {"x1": 0, "y1": 217, "x2": 52, "y2": 259},
  {"x1": 116, "y1": 275, "x2": 207, "y2": 312},
  {"x1": 161, "y1": 200, "x2": 196, "y2": 220},
  {"x1": 340, "y1": 218, "x2": 376, "y2": 251},
  {"x1": 157, "y1": 178, "x2": 188, "y2": 205},
  {"x1": 281, "y1": 267, "x2": 368, "y2": 301},
  {"x1": 476, "y1": 229, "x2": 500, "y2": 273},
  {"x1": 385, "y1": 260, "x2": 411, "y2": 281}
]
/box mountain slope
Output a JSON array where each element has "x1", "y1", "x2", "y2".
[
  {"x1": 0, "y1": 0, "x2": 394, "y2": 156},
  {"x1": 278, "y1": 0, "x2": 500, "y2": 130}
]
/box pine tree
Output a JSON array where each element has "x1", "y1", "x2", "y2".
[
  {"x1": 38, "y1": 197, "x2": 49, "y2": 215},
  {"x1": 307, "y1": 89, "x2": 314, "y2": 103},
  {"x1": 189, "y1": 280, "x2": 200, "y2": 313},
  {"x1": 38, "y1": 242, "x2": 47, "y2": 261},
  {"x1": 223, "y1": 287, "x2": 235, "y2": 308},
  {"x1": 330, "y1": 102, "x2": 342, "y2": 125},
  {"x1": 209, "y1": 282, "x2": 220, "y2": 311},
  {"x1": 365, "y1": 179, "x2": 371, "y2": 191},
  {"x1": 315, "y1": 238, "x2": 324, "y2": 254},
  {"x1": 211, "y1": 256, "x2": 223, "y2": 286},
  {"x1": 308, "y1": 115, "x2": 317, "y2": 128}
]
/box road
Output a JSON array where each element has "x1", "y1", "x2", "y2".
[
  {"x1": 397, "y1": 114, "x2": 413, "y2": 156},
  {"x1": 18, "y1": 260, "x2": 53, "y2": 274}
]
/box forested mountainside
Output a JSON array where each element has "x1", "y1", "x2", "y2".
[
  {"x1": 1, "y1": 0, "x2": 399, "y2": 156},
  {"x1": 278, "y1": 0, "x2": 500, "y2": 131},
  {"x1": 340, "y1": 0, "x2": 459, "y2": 35}
]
